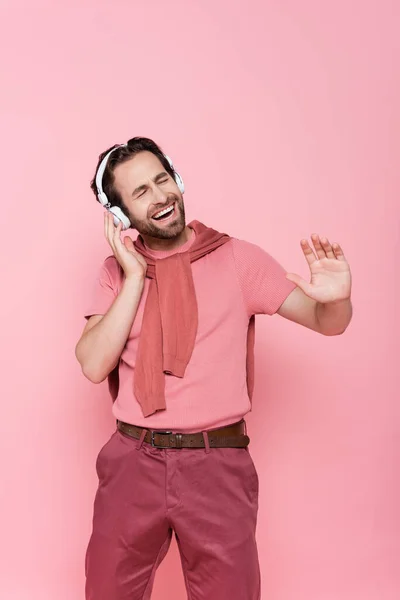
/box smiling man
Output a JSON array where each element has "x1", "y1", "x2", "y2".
[
  {"x1": 75, "y1": 136, "x2": 353, "y2": 600},
  {"x1": 112, "y1": 148, "x2": 187, "y2": 242}
]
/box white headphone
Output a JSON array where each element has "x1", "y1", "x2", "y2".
[{"x1": 95, "y1": 143, "x2": 185, "y2": 230}]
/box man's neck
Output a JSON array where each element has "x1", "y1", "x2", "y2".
[{"x1": 141, "y1": 225, "x2": 192, "y2": 252}]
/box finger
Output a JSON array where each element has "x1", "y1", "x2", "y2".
[
  {"x1": 310, "y1": 234, "x2": 328, "y2": 260},
  {"x1": 104, "y1": 211, "x2": 109, "y2": 239},
  {"x1": 112, "y1": 221, "x2": 127, "y2": 255},
  {"x1": 104, "y1": 212, "x2": 110, "y2": 243},
  {"x1": 319, "y1": 236, "x2": 336, "y2": 259},
  {"x1": 332, "y1": 242, "x2": 347, "y2": 261},
  {"x1": 300, "y1": 239, "x2": 318, "y2": 266},
  {"x1": 112, "y1": 220, "x2": 123, "y2": 244},
  {"x1": 105, "y1": 213, "x2": 117, "y2": 253}
]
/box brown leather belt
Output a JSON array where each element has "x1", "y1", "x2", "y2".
[{"x1": 116, "y1": 419, "x2": 250, "y2": 449}]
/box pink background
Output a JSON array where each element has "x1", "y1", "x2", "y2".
[{"x1": 1, "y1": 1, "x2": 399, "y2": 598}]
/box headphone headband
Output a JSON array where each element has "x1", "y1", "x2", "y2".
[{"x1": 95, "y1": 144, "x2": 127, "y2": 206}]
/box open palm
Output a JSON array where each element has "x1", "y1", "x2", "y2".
[{"x1": 286, "y1": 234, "x2": 352, "y2": 303}]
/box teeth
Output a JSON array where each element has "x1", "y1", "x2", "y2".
[{"x1": 153, "y1": 205, "x2": 174, "y2": 219}]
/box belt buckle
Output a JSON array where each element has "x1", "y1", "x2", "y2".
[{"x1": 151, "y1": 430, "x2": 173, "y2": 449}]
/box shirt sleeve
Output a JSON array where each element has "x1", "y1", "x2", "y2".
[
  {"x1": 83, "y1": 256, "x2": 120, "y2": 320},
  {"x1": 231, "y1": 238, "x2": 297, "y2": 316}
]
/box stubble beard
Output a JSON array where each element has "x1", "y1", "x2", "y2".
[{"x1": 127, "y1": 195, "x2": 186, "y2": 240}]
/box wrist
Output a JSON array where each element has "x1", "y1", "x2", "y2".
[
  {"x1": 124, "y1": 273, "x2": 146, "y2": 286},
  {"x1": 316, "y1": 296, "x2": 352, "y2": 335}
]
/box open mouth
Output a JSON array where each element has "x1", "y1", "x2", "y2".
[{"x1": 151, "y1": 203, "x2": 176, "y2": 222}]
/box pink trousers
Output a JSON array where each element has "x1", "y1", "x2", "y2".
[{"x1": 85, "y1": 427, "x2": 261, "y2": 599}]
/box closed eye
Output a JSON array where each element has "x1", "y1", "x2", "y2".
[{"x1": 132, "y1": 173, "x2": 170, "y2": 199}]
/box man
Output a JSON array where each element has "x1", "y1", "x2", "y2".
[{"x1": 75, "y1": 137, "x2": 352, "y2": 600}]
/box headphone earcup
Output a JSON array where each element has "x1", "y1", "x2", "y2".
[
  {"x1": 108, "y1": 206, "x2": 132, "y2": 230},
  {"x1": 164, "y1": 154, "x2": 185, "y2": 194},
  {"x1": 174, "y1": 171, "x2": 185, "y2": 194}
]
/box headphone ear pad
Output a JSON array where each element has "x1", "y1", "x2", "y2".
[{"x1": 108, "y1": 206, "x2": 132, "y2": 230}]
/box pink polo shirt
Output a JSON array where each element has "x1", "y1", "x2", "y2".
[{"x1": 83, "y1": 226, "x2": 296, "y2": 432}]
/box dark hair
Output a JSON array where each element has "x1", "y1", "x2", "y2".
[{"x1": 90, "y1": 136, "x2": 176, "y2": 213}]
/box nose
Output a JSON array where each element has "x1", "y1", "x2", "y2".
[{"x1": 152, "y1": 182, "x2": 168, "y2": 203}]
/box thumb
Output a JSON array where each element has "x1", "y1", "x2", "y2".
[
  {"x1": 285, "y1": 272, "x2": 310, "y2": 293},
  {"x1": 123, "y1": 236, "x2": 135, "y2": 251}
]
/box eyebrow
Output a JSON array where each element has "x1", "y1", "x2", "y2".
[{"x1": 131, "y1": 171, "x2": 169, "y2": 197}]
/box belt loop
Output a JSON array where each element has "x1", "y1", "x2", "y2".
[
  {"x1": 136, "y1": 428, "x2": 147, "y2": 451},
  {"x1": 202, "y1": 431, "x2": 210, "y2": 454}
]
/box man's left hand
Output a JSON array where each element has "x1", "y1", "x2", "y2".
[{"x1": 285, "y1": 234, "x2": 352, "y2": 304}]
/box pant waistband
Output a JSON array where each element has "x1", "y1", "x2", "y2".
[{"x1": 116, "y1": 419, "x2": 250, "y2": 449}]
